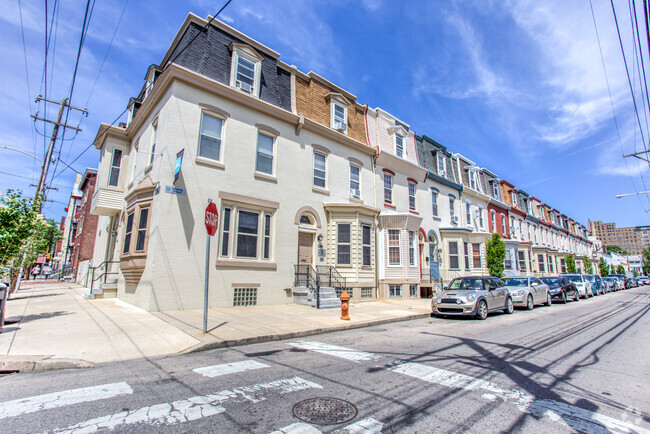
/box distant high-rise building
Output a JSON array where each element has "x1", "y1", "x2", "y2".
[{"x1": 588, "y1": 220, "x2": 650, "y2": 255}]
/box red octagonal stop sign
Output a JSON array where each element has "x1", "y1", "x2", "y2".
[{"x1": 205, "y1": 202, "x2": 218, "y2": 236}]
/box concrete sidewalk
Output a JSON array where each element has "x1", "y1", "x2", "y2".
[{"x1": 0, "y1": 282, "x2": 432, "y2": 370}]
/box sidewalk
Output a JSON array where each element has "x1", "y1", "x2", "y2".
[{"x1": 0, "y1": 282, "x2": 432, "y2": 371}]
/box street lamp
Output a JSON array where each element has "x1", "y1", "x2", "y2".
[
  {"x1": 615, "y1": 191, "x2": 650, "y2": 198},
  {"x1": 0, "y1": 145, "x2": 43, "y2": 163}
]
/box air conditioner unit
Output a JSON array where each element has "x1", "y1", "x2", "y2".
[
  {"x1": 350, "y1": 189, "x2": 360, "y2": 198},
  {"x1": 334, "y1": 121, "x2": 347, "y2": 132},
  {"x1": 451, "y1": 216, "x2": 459, "y2": 224},
  {"x1": 237, "y1": 81, "x2": 253, "y2": 93}
]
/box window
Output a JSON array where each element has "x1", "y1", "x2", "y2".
[
  {"x1": 108, "y1": 149, "x2": 122, "y2": 187},
  {"x1": 384, "y1": 174, "x2": 393, "y2": 204},
  {"x1": 350, "y1": 164, "x2": 360, "y2": 198},
  {"x1": 362, "y1": 225, "x2": 371, "y2": 266},
  {"x1": 233, "y1": 287, "x2": 257, "y2": 307},
  {"x1": 263, "y1": 215, "x2": 271, "y2": 260},
  {"x1": 221, "y1": 208, "x2": 231, "y2": 256},
  {"x1": 313, "y1": 152, "x2": 326, "y2": 188},
  {"x1": 502, "y1": 215, "x2": 507, "y2": 235},
  {"x1": 135, "y1": 208, "x2": 149, "y2": 251},
  {"x1": 466, "y1": 203, "x2": 471, "y2": 226},
  {"x1": 409, "y1": 231, "x2": 416, "y2": 266},
  {"x1": 469, "y1": 171, "x2": 477, "y2": 190},
  {"x1": 561, "y1": 258, "x2": 566, "y2": 273},
  {"x1": 361, "y1": 287, "x2": 373, "y2": 298},
  {"x1": 518, "y1": 251, "x2": 527, "y2": 271},
  {"x1": 230, "y1": 45, "x2": 262, "y2": 95},
  {"x1": 511, "y1": 192, "x2": 518, "y2": 207},
  {"x1": 478, "y1": 209, "x2": 484, "y2": 228},
  {"x1": 409, "y1": 284, "x2": 418, "y2": 298},
  {"x1": 491, "y1": 211, "x2": 497, "y2": 232},
  {"x1": 131, "y1": 142, "x2": 139, "y2": 182},
  {"x1": 395, "y1": 134, "x2": 404, "y2": 158},
  {"x1": 149, "y1": 122, "x2": 157, "y2": 165},
  {"x1": 331, "y1": 102, "x2": 347, "y2": 132},
  {"x1": 337, "y1": 223, "x2": 351, "y2": 265},
  {"x1": 123, "y1": 212, "x2": 134, "y2": 254},
  {"x1": 437, "y1": 154, "x2": 446, "y2": 176},
  {"x1": 408, "y1": 183, "x2": 416, "y2": 211},
  {"x1": 538, "y1": 254, "x2": 545, "y2": 273},
  {"x1": 449, "y1": 197, "x2": 455, "y2": 218},
  {"x1": 464, "y1": 242, "x2": 470, "y2": 270},
  {"x1": 256, "y1": 132, "x2": 274, "y2": 175},
  {"x1": 389, "y1": 285, "x2": 402, "y2": 297},
  {"x1": 472, "y1": 243, "x2": 481, "y2": 268},
  {"x1": 198, "y1": 112, "x2": 223, "y2": 161},
  {"x1": 237, "y1": 211, "x2": 259, "y2": 258},
  {"x1": 449, "y1": 241, "x2": 459, "y2": 269},
  {"x1": 505, "y1": 250, "x2": 512, "y2": 269},
  {"x1": 492, "y1": 181, "x2": 500, "y2": 199},
  {"x1": 388, "y1": 230, "x2": 401, "y2": 265},
  {"x1": 432, "y1": 191, "x2": 438, "y2": 217}
]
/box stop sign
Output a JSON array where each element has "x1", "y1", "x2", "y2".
[{"x1": 205, "y1": 202, "x2": 218, "y2": 236}]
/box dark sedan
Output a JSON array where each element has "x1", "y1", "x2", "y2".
[{"x1": 540, "y1": 276, "x2": 580, "y2": 303}]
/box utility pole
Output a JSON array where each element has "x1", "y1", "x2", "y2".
[{"x1": 31, "y1": 96, "x2": 88, "y2": 211}]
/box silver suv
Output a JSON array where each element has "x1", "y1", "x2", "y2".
[{"x1": 432, "y1": 276, "x2": 514, "y2": 320}]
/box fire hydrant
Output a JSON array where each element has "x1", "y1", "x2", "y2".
[{"x1": 340, "y1": 290, "x2": 350, "y2": 320}]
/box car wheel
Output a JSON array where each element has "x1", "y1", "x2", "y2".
[
  {"x1": 561, "y1": 291, "x2": 567, "y2": 304},
  {"x1": 476, "y1": 300, "x2": 488, "y2": 320},
  {"x1": 526, "y1": 294, "x2": 534, "y2": 310},
  {"x1": 504, "y1": 297, "x2": 514, "y2": 314},
  {"x1": 574, "y1": 291, "x2": 580, "y2": 302},
  {"x1": 545, "y1": 292, "x2": 552, "y2": 306}
]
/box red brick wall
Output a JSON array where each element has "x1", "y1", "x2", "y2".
[
  {"x1": 487, "y1": 203, "x2": 509, "y2": 238},
  {"x1": 70, "y1": 174, "x2": 98, "y2": 274}
]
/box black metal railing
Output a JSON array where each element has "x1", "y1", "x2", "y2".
[
  {"x1": 87, "y1": 260, "x2": 120, "y2": 294},
  {"x1": 294, "y1": 264, "x2": 320, "y2": 308},
  {"x1": 316, "y1": 266, "x2": 347, "y2": 292}
]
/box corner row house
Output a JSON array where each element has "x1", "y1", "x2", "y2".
[{"x1": 88, "y1": 13, "x2": 596, "y2": 312}]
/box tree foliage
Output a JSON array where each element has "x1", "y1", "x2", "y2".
[
  {"x1": 565, "y1": 254, "x2": 576, "y2": 273},
  {"x1": 605, "y1": 245, "x2": 628, "y2": 255},
  {"x1": 643, "y1": 247, "x2": 650, "y2": 275},
  {"x1": 616, "y1": 264, "x2": 625, "y2": 275},
  {"x1": 599, "y1": 261, "x2": 609, "y2": 277},
  {"x1": 486, "y1": 232, "x2": 506, "y2": 278},
  {"x1": 584, "y1": 256, "x2": 593, "y2": 274}
]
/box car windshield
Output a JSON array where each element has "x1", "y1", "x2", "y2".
[
  {"x1": 584, "y1": 275, "x2": 595, "y2": 282},
  {"x1": 603, "y1": 278, "x2": 613, "y2": 282},
  {"x1": 448, "y1": 278, "x2": 485, "y2": 291},
  {"x1": 564, "y1": 275, "x2": 582, "y2": 283},
  {"x1": 503, "y1": 278, "x2": 528, "y2": 287},
  {"x1": 541, "y1": 277, "x2": 561, "y2": 286}
]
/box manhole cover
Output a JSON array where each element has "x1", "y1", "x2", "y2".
[{"x1": 292, "y1": 397, "x2": 358, "y2": 425}]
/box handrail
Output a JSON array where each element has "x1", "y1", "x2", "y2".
[
  {"x1": 88, "y1": 260, "x2": 120, "y2": 294},
  {"x1": 294, "y1": 264, "x2": 321, "y2": 308},
  {"x1": 316, "y1": 265, "x2": 346, "y2": 291}
]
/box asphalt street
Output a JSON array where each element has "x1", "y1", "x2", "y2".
[{"x1": 1, "y1": 285, "x2": 649, "y2": 433}]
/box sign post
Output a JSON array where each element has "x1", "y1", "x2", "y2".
[{"x1": 203, "y1": 200, "x2": 218, "y2": 333}]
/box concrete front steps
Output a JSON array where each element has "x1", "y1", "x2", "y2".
[
  {"x1": 83, "y1": 282, "x2": 117, "y2": 300},
  {"x1": 292, "y1": 286, "x2": 341, "y2": 309}
]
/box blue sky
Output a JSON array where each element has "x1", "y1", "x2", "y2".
[{"x1": 1, "y1": 0, "x2": 649, "y2": 228}]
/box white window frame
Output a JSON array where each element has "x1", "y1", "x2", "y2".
[
  {"x1": 198, "y1": 112, "x2": 225, "y2": 162},
  {"x1": 449, "y1": 197, "x2": 456, "y2": 218},
  {"x1": 384, "y1": 173, "x2": 393, "y2": 204},
  {"x1": 409, "y1": 231, "x2": 416, "y2": 266},
  {"x1": 331, "y1": 101, "x2": 347, "y2": 133},
  {"x1": 501, "y1": 214, "x2": 507, "y2": 235},
  {"x1": 350, "y1": 164, "x2": 361, "y2": 198},
  {"x1": 313, "y1": 151, "x2": 327, "y2": 188},
  {"x1": 478, "y1": 208, "x2": 484, "y2": 228},
  {"x1": 108, "y1": 148, "x2": 123, "y2": 187},
  {"x1": 395, "y1": 133, "x2": 404, "y2": 158},
  {"x1": 255, "y1": 131, "x2": 276, "y2": 175},
  {"x1": 389, "y1": 284, "x2": 402, "y2": 297},
  {"x1": 448, "y1": 241, "x2": 459, "y2": 269},
  {"x1": 219, "y1": 204, "x2": 274, "y2": 261},
  {"x1": 511, "y1": 191, "x2": 518, "y2": 207},
  {"x1": 466, "y1": 203, "x2": 472, "y2": 227},
  {"x1": 437, "y1": 154, "x2": 446, "y2": 177},
  {"x1": 230, "y1": 45, "x2": 263, "y2": 96},
  {"x1": 408, "y1": 182, "x2": 416, "y2": 211},
  {"x1": 432, "y1": 191, "x2": 438, "y2": 217},
  {"x1": 362, "y1": 224, "x2": 372, "y2": 266},
  {"x1": 149, "y1": 121, "x2": 157, "y2": 165},
  {"x1": 131, "y1": 141, "x2": 139, "y2": 183},
  {"x1": 469, "y1": 170, "x2": 477, "y2": 190},
  {"x1": 491, "y1": 210, "x2": 497, "y2": 232},
  {"x1": 388, "y1": 229, "x2": 401, "y2": 266},
  {"x1": 337, "y1": 223, "x2": 351, "y2": 265}
]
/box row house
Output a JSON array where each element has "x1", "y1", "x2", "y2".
[
  {"x1": 70, "y1": 169, "x2": 99, "y2": 283},
  {"x1": 90, "y1": 14, "x2": 379, "y2": 311},
  {"x1": 366, "y1": 107, "x2": 426, "y2": 299}
]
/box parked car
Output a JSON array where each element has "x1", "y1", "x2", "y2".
[
  {"x1": 625, "y1": 278, "x2": 637, "y2": 289},
  {"x1": 432, "y1": 276, "x2": 514, "y2": 320},
  {"x1": 583, "y1": 274, "x2": 602, "y2": 296},
  {"x1": 561, "y1": 274, "x2": 592, "y2": 298},
  {"x1": 611, "y1": 274, "x2": 628, "y2": 289},
  {"x1": 540, "y1": 276, "x2": 580, "y2": 303},
  {"x1": 602, "y1": 277, "x2": 616, "y2": 293},
  {"x1": 638, "y1": 276, "x2": 650, "y2": 286},
  {"x1": 502, "y1": 276, "x2": 552, "y2": 309},
  {"x1": 611, "y1": 276, "x2": 625, "y2": 291}
]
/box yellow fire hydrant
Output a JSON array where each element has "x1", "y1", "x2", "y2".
[{"x1": 340, "y1": 290, "x2": 350, "y2": 320}]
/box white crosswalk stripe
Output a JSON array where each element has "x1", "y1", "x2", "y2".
[
  {"x1": 0, "y1": 382, "x2": 133, "y2": 420},
  {"x1": 270, "y1": 418, "x2": 384, "y2": 434},
  {"x1": 193, "y1": 360, "x2": 269, "y2": 377},
  {"x1": 53, "y1": 377, "x2": 322, "y2": 433},
  {"x1": 290, "y1": 341, "x2": 649, "y2": 434}
]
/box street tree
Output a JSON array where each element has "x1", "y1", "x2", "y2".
[
  {"x1": 486, "y1": 232, "x2": 506, "y2": 278},
  {"x1": 584, "y1": 257, "x2": 593, "y2": 274},
  {"x1": 642, "y1": 247, "x2": 650, "y2": 275},
  {"x1": 605, "y1": 245, "x2": 629, "y2": 255},
  {"x1": 599, "y1": 261, "x2": 609, "y2": 277},
  {"x1": 617, "y1": 264, "x2": 625, "y2": 275},
  {"x1": 565, "y1": 254, "x2": 576, "y2": 273}
]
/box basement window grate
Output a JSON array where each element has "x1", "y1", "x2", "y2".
[
  {"x1": 361, "y1": 287, "x2": 373, "y2": 298},
  {"x1": 233, "y1": 287, "x2": 257, "y2": 307}
]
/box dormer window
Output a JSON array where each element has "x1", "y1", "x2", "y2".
[
  {"x1": 492, "y1": 180, "x2": 500, "y2": 199},
  {"x1": 332, "y1": 102, "x2": 347, "y2": 132},
  {"x1": 511, "y1": 191, "x2": 518, "y2": 207},
  {"x1": 395, "y1": 134, "x2": 404, "y2": 158},
  {"x1": 469, "y1": 170, "x2": 477, "y2": 190},
  {"x1": 437, "y1": 154, "x2": 446, "y2": 177},
  {"x1": 229, "y1": 43, "x2": 263, "y2": 96}
]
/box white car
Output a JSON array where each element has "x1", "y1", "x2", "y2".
[{"x1": 561, "y1": 274, "x2": 592, "y2": 298}]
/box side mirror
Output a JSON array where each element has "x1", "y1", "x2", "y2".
[{"x1": 443, "y1": 286, "x2": 448, "y2": 291}]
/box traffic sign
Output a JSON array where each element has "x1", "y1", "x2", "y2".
[{"x1": 205, "y1": 202, "x2": 218, "y2": 236}]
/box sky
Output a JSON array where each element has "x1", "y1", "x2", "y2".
[{"x1": 1, "y1": 0, "x2": 650, "y2": 229}]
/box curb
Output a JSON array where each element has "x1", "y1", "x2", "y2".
[
  {"x1": 0, "y1": 356, "x2": 94, "y2": 374},
  {"x1": 182, "y1": 312, "x2": 433, "y2": 354}
]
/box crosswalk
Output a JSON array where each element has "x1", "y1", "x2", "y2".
[{"x1": 0, "y1": 341, "x2": 647, "y2": 433}]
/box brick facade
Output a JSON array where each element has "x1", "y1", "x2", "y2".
[{"x1": 70, "y1": 170, "x2": 99, "y2": 277}]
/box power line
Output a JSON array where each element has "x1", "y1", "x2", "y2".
[
  {"x1": 590, "y1": 0, "x2": 648, "y2": 211},
  {"x1": 18, "y1": 0, "x2": 38, "y2": 183}
]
